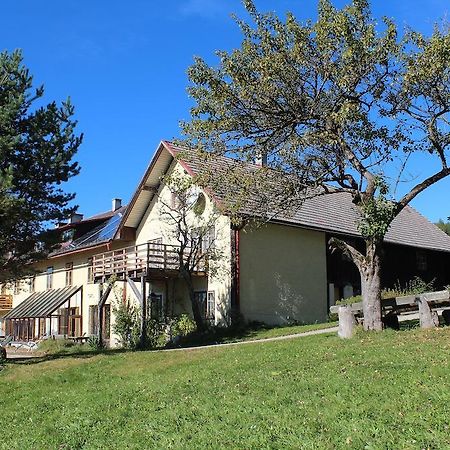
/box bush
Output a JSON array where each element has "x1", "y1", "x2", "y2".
[
  {"x1": 112, "y1": 299, "x2": 140, "y2": 349},
  {"x1": 87, "y1": 335, "x2": 104, "y2": 351},
  {"x1": 171, "y1": 314, "x2": 196, "y2": 337},
  {"x1": 0, "y1": 345, "x2": 6, "y2": 364},
  {"x1": 390, "y1": 276, "x2": 435, "y2": 297}
]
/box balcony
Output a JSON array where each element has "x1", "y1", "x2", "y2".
[{"x1": 92, "y1": 242, "x2": 205, "y2": 281}]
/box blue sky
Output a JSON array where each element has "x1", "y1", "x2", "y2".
[{"x1": 1, "y1": 0, "x2": 449, "y2": 221}]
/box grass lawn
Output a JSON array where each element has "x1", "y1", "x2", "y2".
[
  {"x1": 174, "y1": 321, "x2": 338, "y2": 348},
  {"x1": 2, "y1": 327, "x2": 450, "y2": 449}
]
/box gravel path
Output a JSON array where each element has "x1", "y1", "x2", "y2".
[
  {"x1": 161, "y1": 326, "x2": 338, "y2": 352},
  {"x1": 4, "y1": 326, "x2": 339, "y2": 359}
]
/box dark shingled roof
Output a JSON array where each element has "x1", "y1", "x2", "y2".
[
  {"x1": 4, "y1": 286, "x2": 82, "y2": 319},
  {"x1": 167, "y1": 143, "x2": 450, "y2": 254}
]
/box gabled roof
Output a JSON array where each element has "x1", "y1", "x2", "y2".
[
  {"x1": 114, "y1": 141, "x2": 188, "y2": 235},
  {"x1": 118, "y1": 141, "x2": 450, "y2": 253}
]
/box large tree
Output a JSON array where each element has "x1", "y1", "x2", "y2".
[
  {"x1": 159, "y1": 173, "x2": 225, "y2": 331},
  {"x1": 0, "y1": 50, "x2": 82, "y2": 282},
  {"x1": 182, "y1": 0, "x2": 450, "y2": 330}
]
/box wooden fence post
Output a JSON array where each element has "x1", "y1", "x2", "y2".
[
  {"x1": 417, "y1": 295, "x2": 438, "y2": 329},
  {"x1": 338, "y1": 306, "x2": 355, "y2": 339}
]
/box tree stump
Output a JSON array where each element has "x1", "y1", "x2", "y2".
[
  {"x1": 338, "y1": 306, "x2": 356, "y2": 339},
  {"x1": 417, "y1": 295, "x2": 438, "y2": 329}
]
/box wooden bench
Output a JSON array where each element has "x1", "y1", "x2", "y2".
[{"x1": 330, "y1": 290, "x2": 450, "y2": 337}]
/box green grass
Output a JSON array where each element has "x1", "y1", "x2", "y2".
[
  {"x1": 174, "y1": 321, "x2": 338, "y2": 348},
  {"x1": 37, "y1": 338, "x2": 95, "y2": 356},
  {"x1": 2, "y1": 327, "x2": 450, "y2": 449}
]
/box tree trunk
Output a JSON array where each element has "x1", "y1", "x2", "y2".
[
  {"x1": 360, "y1": 242, "x2": 383, "y2": 331},
  {"x1": 181, "y1": 268, "x2": 205, "y2": 332},
  {"x1": 189, "y1": 288, "x2": 206, "y2": 332}
]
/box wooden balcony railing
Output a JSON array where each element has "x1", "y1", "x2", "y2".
[
  {"x1": 93, "y1": 243, "x2": 205, "y2": 280},
  {"x1": 0, "y1": 294, "x2": 13, "y2": 309}
]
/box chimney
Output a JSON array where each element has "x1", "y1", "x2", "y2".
[
  {"x1": 112, "y1": 198, "x2": 122, "y2": 211},
  {"x1": 69, "y1": 213, "x2": 83, "y2": 224},
  {"x1": 255, "y1": 152, "x2": 268, "y2": 166}
]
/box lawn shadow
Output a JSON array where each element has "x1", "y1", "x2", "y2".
[{"x1": 5, "y1": 347, "x2": 130, "y2": 366}]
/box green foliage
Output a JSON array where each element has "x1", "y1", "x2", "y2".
[
  {"x1": 390, "y1": 276, "x2": 436, "y2": 297},
  {"x1": 0, "y1": 50, "x2": 82, "y2": 282},
  {"x1": 337, "y1": 276, "x2": 436, "y2": 305},
  {"x1": 112, "y1": 299, "x2": 140, "y2": 350},
  {"x1": 3, "y1": 329, "x2": 450, "y2": 448},
  {"x1": 112, "y1": 298, "x2": 195, "y2": 350},
  {"x1": 37, "y1": 339, "x2": 91, "y2": 356},
  {"x1": 436, "y1": 219, "x2": 450, "y2": 235},
  {"x1": 357, "y1": 177, "x2": 396, "y2": 242},
  {"x1": 87, "y1": 336, "x2": 104, "y2": 351},
  {"x1": 170, "y1": 313, "x2": 197, "y2": 337},
  {"x1": 0, "y1": 345, "x2": 6, "y2": 368}
]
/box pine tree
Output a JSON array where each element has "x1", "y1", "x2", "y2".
[{"x1": 0, "y1": 50, "x2": 82, "y2": 282}]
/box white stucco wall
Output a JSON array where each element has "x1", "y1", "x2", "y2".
[{"x1": 239, "y1": 223, "x2": 328, "y2": 325}]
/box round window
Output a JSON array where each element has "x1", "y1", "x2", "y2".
[{"x1": 193, "y1": 193, "x2": 206, "y2": 215}]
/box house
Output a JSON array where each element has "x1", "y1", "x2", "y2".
[{"x1": 2, "y1": 140, "x2": 450, "y2": 343}]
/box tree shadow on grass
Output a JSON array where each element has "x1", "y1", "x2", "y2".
[{"x1": 4, "y1": 347, "x2": 130, "y2": 366}]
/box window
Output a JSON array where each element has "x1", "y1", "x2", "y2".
[
  {"x1": 89, "y1": 304, "x2": 110, "y2": 339},
  {"x1": 65, "y1": 262, "x2": 73, "y2": 286},
  {"x1": 206, "y1": 291, "x2": 215, "y2": 321},
  {"x1": 194, "y1": 291, "x2": 215, "y2": 322},
  {"x1": 191, "y1": 226, "x2": 215, "y2": 253},
  {"x1": 89, "y1": 305, "x2": 99, "y2": 335},
  {"x1": 149, "y1": 293, "x2": 164, "y2": 320},
  {"x1": 87, "y1": 258, "x2": 94, "y2": 283},
  {"x1": 57, "y1": 308, "x2": 68, "y2": 335},
  {"x1": 46, "y1": 267, "x2": 53, "y2": 290},
  {"x1": 204, "y1": 226, "x2": 216, "y2": 251},
  {"x1": 416, "y1": 251, "x2": 427, "y2": 271},
  {"x1": 14, "y1": 280, "x2": 20, "y2": 295},
  {"x1": 29, "y1": 276, "x2": 35, "y2": 293},
  {"x1": 170, "y1": 192, "x2": 181, "y2": 209}
]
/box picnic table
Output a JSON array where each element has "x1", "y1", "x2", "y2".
[{"x1": 68, "y1": 335, "x2": 89, "y2": 344}]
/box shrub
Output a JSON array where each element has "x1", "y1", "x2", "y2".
[
  {"x1": 0, "y1": 345, "x2": 6, "y2": 367},
  {"x1": 112, "y1": 299, "x2": 140, "y2": 349},
  {"x1": 171, "y1": 314, "x2": 196, "y2": 337},
  {"x1": 391, "y1": 276, "x2": 435, "y2": 297},
  {"x1": 87, "y1": 335, "x2": 104, "y2": 351}
]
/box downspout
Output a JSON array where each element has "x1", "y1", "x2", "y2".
[
  {"x1": 230, "y1": 227, "x2": 241, "y2": 313},
  {"x1": 235, "y1": 229, "x2": 240, "y2": 312}
]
